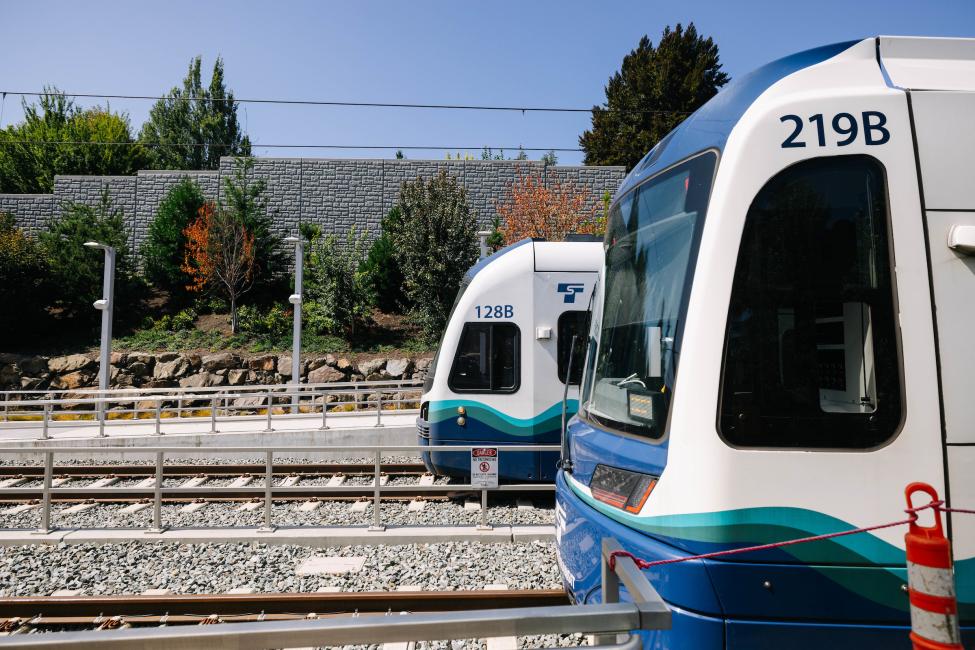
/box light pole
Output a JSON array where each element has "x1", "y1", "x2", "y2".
[
  {"x1": 84, "y1": 241, "x2": 115, "y2": 435},
  {"x1": 284, "y1": 236, "x2": 304, "y2": 413}
]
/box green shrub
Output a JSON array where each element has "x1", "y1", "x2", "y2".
[
  {"x1": 0, "y1": 213, "x2": 49, "y2": 336},
  {"x1": 304, "y1": 228, "x2": 374, "y2": 337},
  {"x1": 388, "y1": 171, "x2": 479, "y2": 340},
  {"x1": 237, "y1": 304, "x2": 291, "y2": 340},
  {"x1": 362, "y1": 206, "x2": 406, "y2": 313},
  {"x1": 39, "y1": 189, "x2": 143, "y2": 324},
  {"x1": 141, "y1": 178, "x2": 206, "y2": 300}
]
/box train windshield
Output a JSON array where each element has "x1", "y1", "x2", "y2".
[
  {"x1": 586, "y1": 152, "x2": 716, "y2": 438},
  {"x1": 423, "y1": 277, "x2": 472, "y2": 393}
]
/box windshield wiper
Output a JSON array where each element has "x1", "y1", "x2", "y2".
[{"x1": 615, "y1": 373, "x2": 647, "y2": 389}]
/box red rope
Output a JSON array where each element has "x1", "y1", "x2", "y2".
[{"x1": 607, "y1": 500, "x2": 966, "y2": 571}]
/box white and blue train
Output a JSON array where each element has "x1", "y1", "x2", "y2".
[
  {"x1": 417, "y1": 238, "x2": 601, "y2": 481},
  {"x1": 556, "y1": 36, "x2": 975, "y2": 647}
]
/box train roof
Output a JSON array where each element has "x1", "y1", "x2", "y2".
[
  {"x1": 463, "y1": 238, "x2": 601, "y2": 283},
  {"x1": 616, "y1": 35, "x2": 975, "y2": 200}
]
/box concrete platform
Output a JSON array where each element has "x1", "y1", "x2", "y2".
[
  {"x1": 0, "y1": 411, "x2": 417, "y2": 461},
  {"x1": 0, "y1": 524, "x2": 554, "y2": 547}
]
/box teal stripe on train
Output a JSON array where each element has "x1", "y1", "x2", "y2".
[
  {"x1": 567, "y1": 477, "x2": 975, "y2": 617},
  {"x1": 429, "y1": 400, "x2": 579, "y2": 437}
]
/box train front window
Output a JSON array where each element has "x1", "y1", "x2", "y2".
[
  {"x1": 718, "y1": 155, "x2": 901, "y2": 449},
  {"x1": 448, "y1": 322, "x2": 520, "y2": 393},
  {"x1": 586, "y1": 152, "x2": 716, "y2": 438}
]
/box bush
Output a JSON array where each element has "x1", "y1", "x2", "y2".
[
  {"x1": 304, "y1": 228, "x2": 374, "y2": 338},
  {"x1": 142, "y1": 178, "x2": 206, "y2": 301},
  {"x1": 147, "y1": 307, "x2": 198, "y2": 332},
  {"x1": 362, "y1": 207, "x2": 406, "y2": 313},
  {"x1": 237, "y1": 303, "x2": 291, "y2": 340},
  {"x1": 0, "y1": 213, "x2": 49, "y2": 336},
  {"x1": 388, "y1": 171, "x2": 479, "y2": 340},
  {"x1": 39, "y1": 189, "x2": 143, "y2": 323}
]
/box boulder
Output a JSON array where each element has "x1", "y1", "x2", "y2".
[
  {"x1": 248, "y1": 355, "x2": 276, "y2": 372},
  {"x1": 308, "y1": 365, "x2": 345, "y2": 384},
  {"x1": 366, "y1": 372, "x2": 384, "y2": 381},
  {"x1": 324, "y1": 354, "x2": 338, "y2": 367},
  {"x1": 0, "y1": 364, "x2": 20, "y2": 387},
  {"x1": 144, "y1": 379, "x2": 177, "y2": 389},
  {"x1": 153, "y1": 356, "x2": 191, "y2": 381},
  {"x1": 50, "y1": 370, "x2": 93, "y2": 391},
  {"x1": 48, "y1": 354, "x2": 95, "y2": 374},
  {"x1": 112, "y1": 370, "x2": 135, "y2": 388},
  {"x1": 336, "y1": 358, "x2": 353, "y2": 371},
  {"x1": 415, "y1": 357, "x2": 433, "y2": 372},
  {"x1": 233, "y1": 395, "x2": 267, "y2": 408},
  {"x1": 127, "y1": 361, "x2": 151, "y2": 377},
  {"x1": 306, "y1": 357, "x2": 329, "y2": 372},
  {"x1": 227, "y1": 369, "x2": 248, "y2": 386},
  {"x1": 19, "y1": 356, "x2": 49, "y2": 376},
  {"x1": 19, "y1": 376, "x2": 47, "y2": 390},
  {"x1": 186, "y1": 354, "x2": 202, "y2": 370},
  {"x1": 384, "y1": 358, "x2": 413, "y2": 379},
  {"x1": 202, "y1": 352, "x2": 240, "y2": 371},
  {"x1": 178, "y1": 372, "x2": 226, "y2": 388},
  {"x1": 128, "y1": 352, "x2": 155, "y2": 366},
  {"x1": 110, "y1": 352, "x2": 128, "y2": 366},
  {"x1": 278, "y1": 355, "x2": 293, "y2": 378},
  {"x1": 156, "y1": 352, "x2": 179, "y2": 363},
  {"x1": 358, "y1": 358, "x2": 386, "y2": 376}
]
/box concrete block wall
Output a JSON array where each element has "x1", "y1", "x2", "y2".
[{"x1": 0, "y1": 158, "x2": 627, "y2": 250}]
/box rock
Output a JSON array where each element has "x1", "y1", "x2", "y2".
[
  {"x1": 202, "y1": 352, "x2": 240, "y2": 371},
  {"x1": 127, "y1": 361, "x2": 150, "y2": 377},
  {"x1": 336, "y1": 358, "x2": 352, "y2": 371},
  {"x1": 110, "y1": 352, "x2": 128, "y2": 366},
  {"x1": 153, "y1": 356, "x2": 191, "y2": 381},
  {"x1": 156, "y1": 352, "x2": 179, "y2": 363},
  {"x1": 248, "y1": 355, "x2": 276, "y2": 372},
  {"x1": 48, "y1": 354, "x2": 95, "y2": 374},
  {"x1": 19, "y1": 356, "x2": 49, "y2": 376},
  {"x1": 366, "y1": 372, "x2": 384, "y2": 381},
  {"x1": 112, "y1": 371, "x2": 135, "y2": 387},
  {"x1": 127, "y1": 352, "x2": 154, "y2": 366},
  {"x1": 178, "y1": 372, "x2": 226, "y2": 388},
  {"x1": 324, "y1": 354, "x2": 338, "y2": 367},
  {"x1": 415, "y1": 357, "x2": 433, "y2": 372},
  {"x1": 358, "y1": 358, "x2": 386, "y2": 376},
  {"x1": 307, "y1": 365, "x2": 345, "y2": 384},
  {"x1": 50, "y1": 371, "x2": 93, "y2": 391},
  {"x1": 227, "y1": 369, "x2": 247, "y2": 386},
  {"x1": 278, "y1": 355, "x2": 293, "y2": 378},
  {"x1": 144, "y1": 379, "x2": 177, "y2": 389},
  {"x1": 233, "y1": 396, "x2": 267, "y2": 408},
  {"x1": 186, "y1": 354, "x2": 202, "y2": 370},
  {"x1": 384, "y1": 358, "x2": 412, "y2": 379},
  {"x1": 306, "y1": 357, "x2": 329, "y2": 372},
  {"x1": 19, "y1": 376, "x2": 47, "y2": 390},
  {"x1": 0, "y1": 364, "x2": 20, "y2": 386}
]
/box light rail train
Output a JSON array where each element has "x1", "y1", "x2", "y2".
[
  {"x1": 417, "y1": 238, "x2": 600, "y2": 481},
  {"x1": 556, "y1": 36, "x2": 975, "y2": 647}
]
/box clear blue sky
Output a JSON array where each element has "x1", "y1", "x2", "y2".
[{"x1": 1, "y1": 0, "x2": 972, "y2": 165}]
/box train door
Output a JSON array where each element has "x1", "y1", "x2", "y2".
[
  {"x1": 910, "y1": 90, "x2": 975, "y2": 589},
  {"x1": 531, "y1": 263, "x2": 595, "y2": 481}
]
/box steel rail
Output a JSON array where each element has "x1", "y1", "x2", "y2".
[
  {"x1": 0, "y1": 589, "x2": 568, "y2": 619},
  {"x1": 0, "y1": 462, "x2": 428, "y2": 477}
]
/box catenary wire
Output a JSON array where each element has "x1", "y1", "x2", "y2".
[
  {"x1": 0, "y1": 140, "x2": 585, "y2": 152},
  {"x1": 2, "y1": 90, "x2": 693, "y2": 116}
]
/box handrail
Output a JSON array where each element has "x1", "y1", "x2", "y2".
[
  {"x1": 0, "y1": 537, "x2": 669, "y2": 649},
  {"x1": 0, "y1": 442, "x2": 561, "y2": 533}
]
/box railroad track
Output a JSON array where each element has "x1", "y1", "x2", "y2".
[
  {"x1": 0, "y1": 589, "x2": 568, "y2": 630},
  {"x1": 0, "y1": 462, "x2": 429, "y2": 478}
]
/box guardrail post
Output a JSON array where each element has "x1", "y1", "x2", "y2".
[
  {"x1": 477, "y1": 489, "x2": 491, "y2": 531},
  {"x1": 33, "y1": 450, "x2": 54, "y2": 535},
  {"x1": 98, "y1": 396, "x2": 107, "y2": 437},
  {"x1": 369, "y1": 449, "x2": 384, "y2": 531},
  {"x1": 319, "y1": 390, "x2": 329, "y2": 431},
  {"x1": 210, "y1": 396, "x2": 217, "y2": 433},
  {"x1": 41, "y1": 403, "x2": 50, "y2": 440},
  {"x1": 177, "y1": 396, "x2": 183, "y2": 419},
  {"x1": 2, "y1": 392, "x2": 7, "y2": 422},
  {"x1": 155, "y1": 398, "x2": 162, "y2": 436},
  {"x1": 146, "y1": 451, "x2": 165, "y2": 534},
  {"x1": 258, "y1": 450, "x2": 275, "y2": 533},
  {"x1": 264, "y1": 391, "x2": 273, "y2": 433},
  {"x1": 375, "y1": 392, "x2": 384, "y2": 427}
]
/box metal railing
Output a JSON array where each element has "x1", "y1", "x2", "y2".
[
  {"x1": 0, "y1": 443, "x2": 559, "y2": 533},
  {"x1": 0, "y1": 379, "x2": 422, "y2": 438},
  {"x1": 0, "y1": 536, "x2": 670, "y2": 649}
]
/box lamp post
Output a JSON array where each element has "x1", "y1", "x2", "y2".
[
  {"x1": 84, "y1": 241, "x2": 115, "y2": 435},
  {"x1": 284, "y1": 236, "x2": 304, "y2": 413}
]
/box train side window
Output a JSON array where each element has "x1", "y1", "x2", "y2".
[
  {"x1": 718, "y1": 155, "x2": 902, "y2": 449},
  {"x1": 558, "y1": 311, "x2": 588, "y2": 384},
  {"x1": 448, "y1": 322, "x2": 520, "y2": 393}
]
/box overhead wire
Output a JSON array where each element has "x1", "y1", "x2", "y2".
[{"x1": 0, "y1": 140, "x2": 584, "y2": 152}]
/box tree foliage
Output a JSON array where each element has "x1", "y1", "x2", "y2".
[
  {"x1": 580, "y1": 23, "x2": 729, "y2": 170},
  {"x1": 0, "y1": 213, "x2": 49, "y2": 336},
  {"x1": 220, "y1": 157, "x2": 283, "y2": 296},
  {"x1": 388, "y1": 171, "x2": 479, "y2": 340},
  {"x1": 362, "y1": 207, "x2": 407, "y2": 313},
  {"x1": 141, "y1": 177, "x2": 206, "y2": 301},
  {"x1": 304, "y1": 228, "x2": 374, "y2": 338},
  {"x1": 495, "y1": 170, "x2": 602, "y2": 243},
  {"x1": 0, "y1": 89, "x2": 145, "y2": 193},
  {"x1": 181, "y1": 202, "x2": 256, "y2": 333},
  {"x1": 139, "y1": 56, "x2": 251, "y2": 170},
  {"x1": 39, "y1": 189, "x2": 142, "y2": 322}
]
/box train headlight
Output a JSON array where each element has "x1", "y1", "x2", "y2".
[{"x1": 589, "y1": 464, "x2": 658, "y2": 514}]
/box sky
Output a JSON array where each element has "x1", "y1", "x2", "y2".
[{"x1": 1, "y1": 0, "x2": 973, "y2": 165}]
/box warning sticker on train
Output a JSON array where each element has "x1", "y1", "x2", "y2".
[{"x1": 471, "y1": 448, "x2": 499, "y2": 488}]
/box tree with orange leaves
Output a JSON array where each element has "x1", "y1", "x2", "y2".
[
  {"x1": 182, "y1": 201, "x2": 256, "y2": 333},
  {"x1": 493, "y1": 169, "x2": 604, "y2": 244}
]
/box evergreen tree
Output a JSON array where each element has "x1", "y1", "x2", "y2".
[
  {"x1": 139, "y1": 56, "x2": 251, "y2": 170},
  {"x1": 0, "y1": 88, "x2": 145, "y2": 193},
  {"x1": 219, "y1": 157, "x2": 283, "y2": 291},
  {"x1": 580, "y1": 24, "x2": 729, "y2": 170},
  {"x1": 141, "y1": 178, "x2": 206, "y2": 300}
]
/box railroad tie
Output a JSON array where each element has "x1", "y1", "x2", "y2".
[
  {"x1": 350, "y1": 500, "x2": 370, "y2": 513},
  {"x1": 237, "y1": 500, "x2": 262, "y2": 512},
  {"x1": 482, "y1": 585, "x2": 517, "y2": 650},
  {"x1": 180, "y1": 476, "x2": 208, "y2": 489},
  {"x1": 62, "y1": 501, "x2": 97, "y2": 514},
  {"x1": 381, "y1": 586, "x2": 421, "y2": 650},
  {"x1": 417, "y1": 474, "x2": 435, "y2": 487},
  {"x1": 228, "y1": 475, "x2": 252, "y2": 488},
  {"x1": 133, "y1": 478, "x2": 155, "y2": 488},
  {"x1": 325, "y1": 475, "x2": 346, "y2": 488},
  {"x1": 0, "y1": 476, "x2": 26, "y2": 488},
  {"x1": 119, "y1": 502, "x2": 150, "y2": 514},
  {"x1": 279, "y1": 475, "x2": 301, "y2": 487},
  {"x1": 180, "y1": 500, "x2": 208, "y2": 513},
  {"x1": 1, "y1": 502, "x2": 40, "y2": 515},
  {"x1": 88, "y1": 476, "x2": 120, "y2": 488},
  {"x1": 51, "y1": 476, "x2": 72, "y2": 487},
  {"x1": 407, "y1": 499, "x2": 426, "y2": 512}
]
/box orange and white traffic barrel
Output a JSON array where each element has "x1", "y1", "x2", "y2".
[{"x1": 904, "y1": 482, "x2": 962, "y2": 649}]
